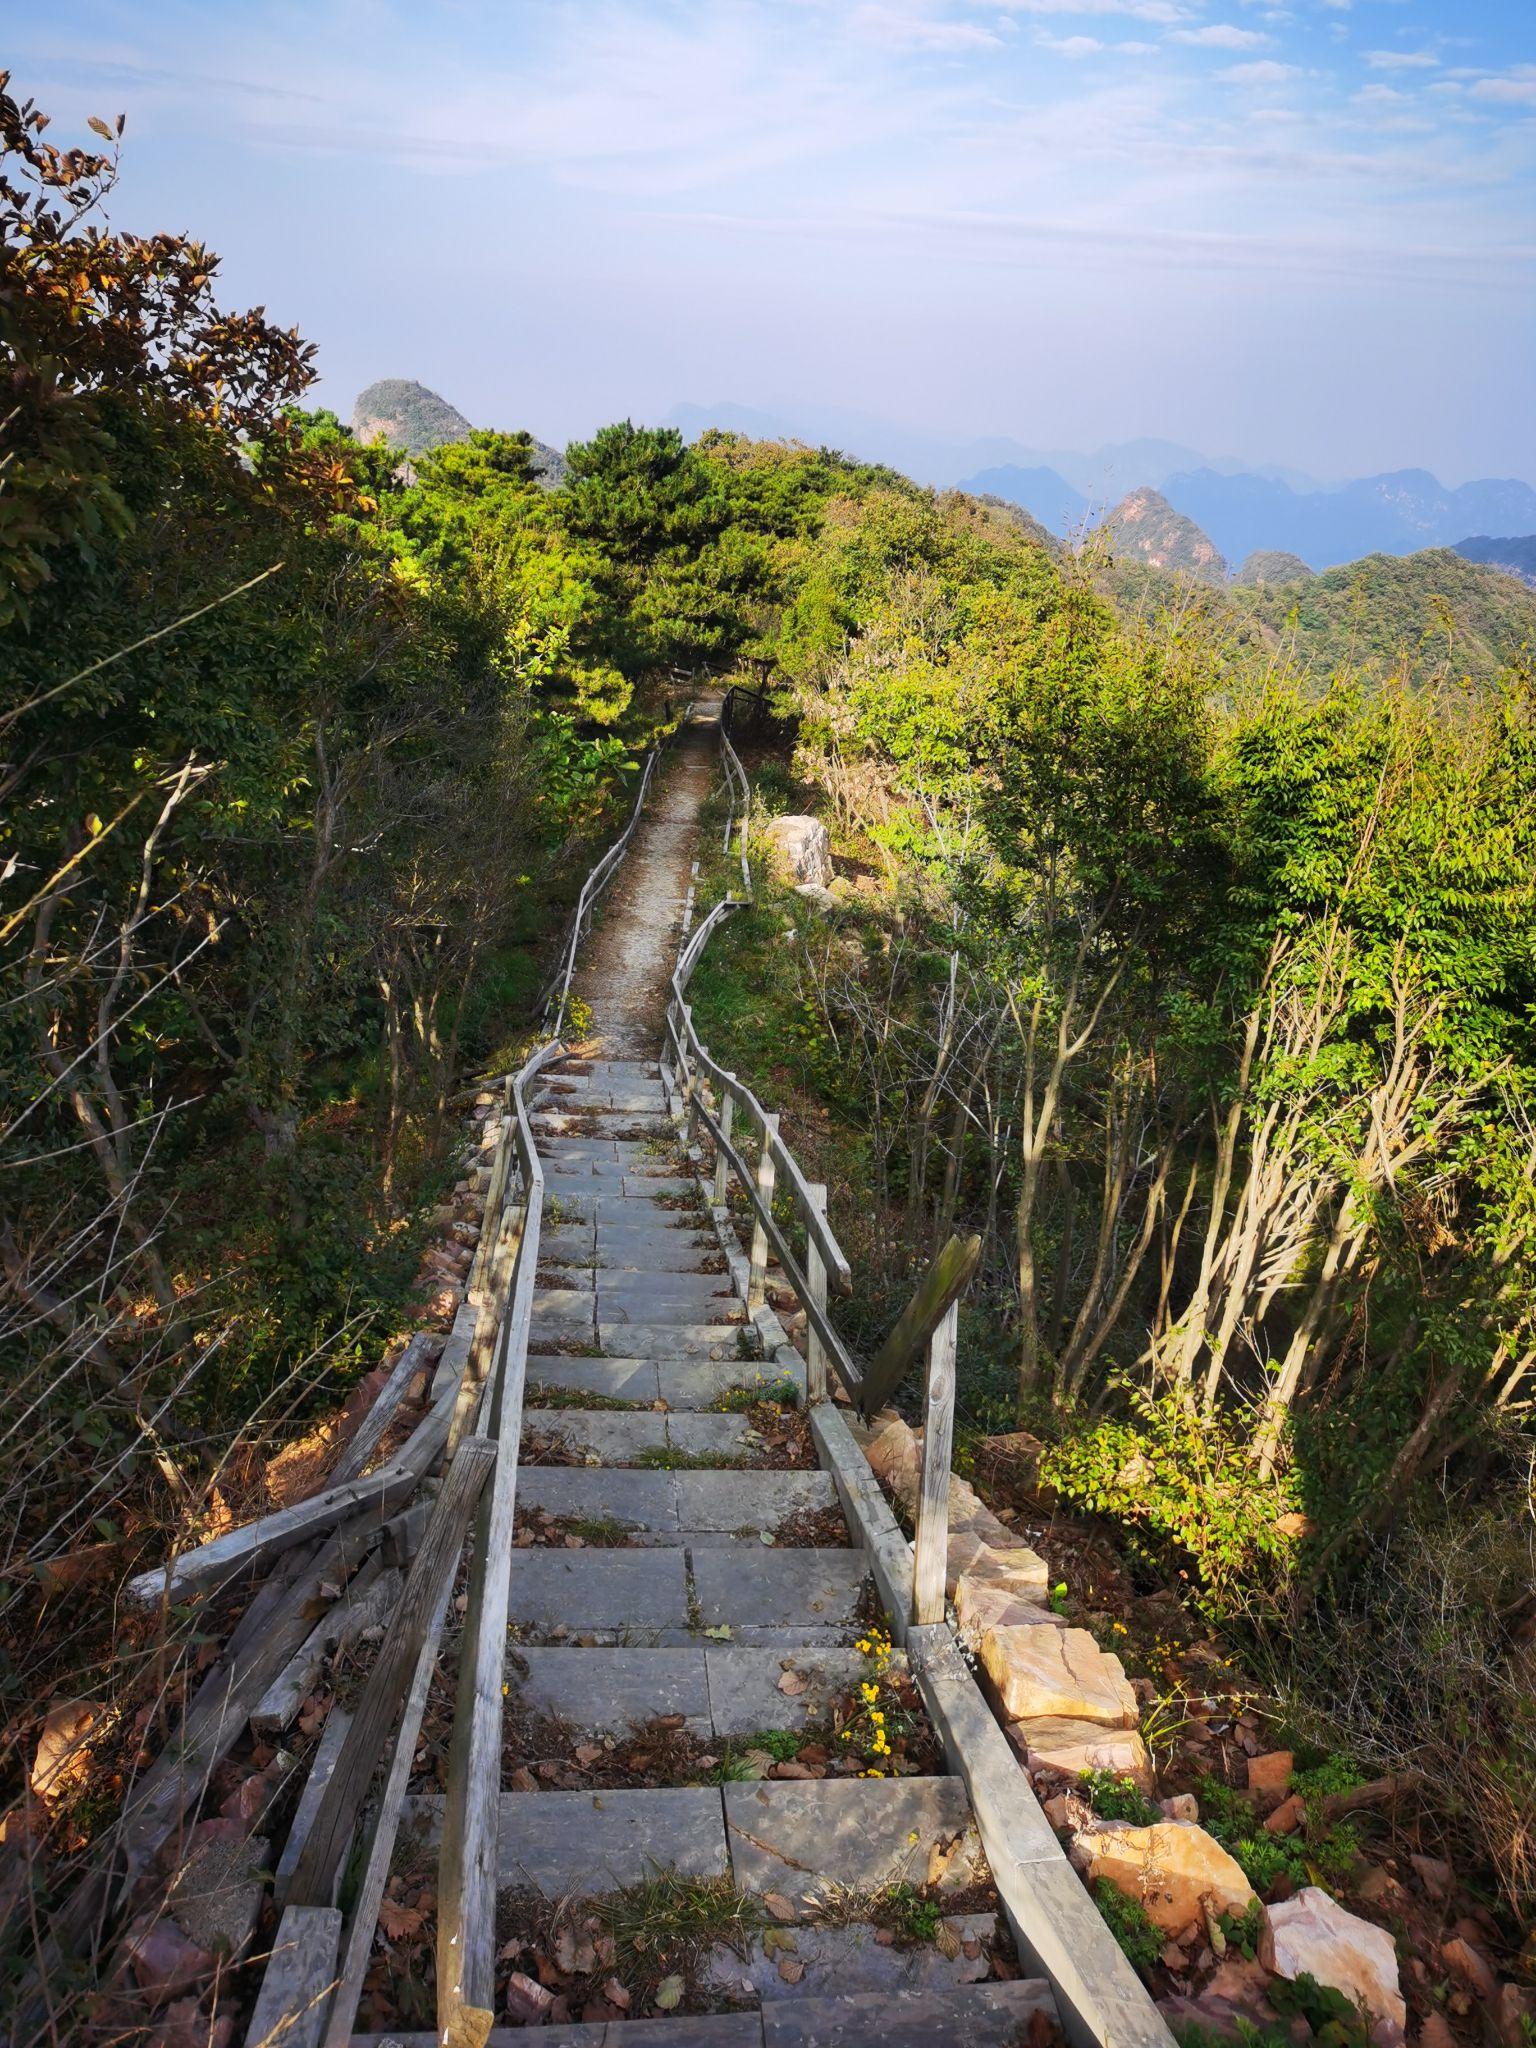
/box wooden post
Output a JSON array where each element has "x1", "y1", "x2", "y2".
[
  {"x1": 806, "y1": 1182, "x2": 829, "y2": 1404},
  {"x1": 712, "y1": 1083, "x2": 736, "y2": 1207},
  {"x1": 748, "y1": 1113, "x2": 779, "y2": 1310},
  {"x1": 911, "y1": 1298, "x2": 958, "y2": 1627},
  {"x1": 678, "y1": 1005, "x2": 695, "y2": 1120},
  {"x1": 245, "y1": 1903, "x2": 342, "y2": 2048}
]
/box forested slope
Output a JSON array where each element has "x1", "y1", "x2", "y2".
[{"x1": 5, "y1": 72, "x2": 1536, "y2": 2031}]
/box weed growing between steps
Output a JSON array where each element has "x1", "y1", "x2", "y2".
[
  {"x1": 513, "y1": 1507, "x2": 639, "y2": 1547},
  {"x1": 525, "y1": 1384, "x2": 646, "y2": 1410}
]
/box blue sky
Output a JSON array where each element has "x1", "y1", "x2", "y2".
[{"x1": 16, "y1": 0, "x2": 1536, "y2": 482}]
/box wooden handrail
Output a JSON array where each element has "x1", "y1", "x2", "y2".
[{"x1": 860, "y1": 1234, "x2": 981, "y2": 1420}]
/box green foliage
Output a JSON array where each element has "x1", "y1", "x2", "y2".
[
  {"x1": 1217, "y1": 1899, "x2": 1266, "y2": 1959},
  {"x1": 1090, "y1": 1880, "x2": 1163, "y2": 1975},
  {"x1": 1040, "y1": 1388, "x2": 1303, "y2": 1613},
  {"x1": 1080, "y1": 1771, "x2": 1159, "y2": 1825},
  {"x1": 880, "y1": 1882, "x2": 942, "y2": 1945}
]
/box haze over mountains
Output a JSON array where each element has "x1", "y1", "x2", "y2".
[{"x1": 663, "y1": 401, "x2": 1536, "y2": 576}]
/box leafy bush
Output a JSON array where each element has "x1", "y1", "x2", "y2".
[
  {"x1": 1081, "y1": 1770, "x2": 1159, "y2": 1826},
  {"x1": 1091, "y1": 1880, "x2": 1163, "y2": 1975},
  {"x1": 1041, "y1": 1386, "x2": 1303, "y2": 1615}
]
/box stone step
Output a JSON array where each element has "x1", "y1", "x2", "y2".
[
  {"x1": 692, "y1": 1550, "x2": 868, "y2": 1630},
  {"x1": 526, "y1": 1356, "x2": 795, "y2": 1411},
  {"x1": 402, "y1": 1785, "x2": 727, "y2": 1897},
  {"x1": 507, "y1": 1645, "x2": 886, "y2": 1738},
  {"x1": 522, "y1": 1409, "x2": 767, "y2": 1464},
  {"x1": 758, "y1": 1982, "x2": 1058, "y2": 2045},
  {"x1": 506, "y1": 1548, "x2": 868, "y2": 1639},
  {"x1": 543, "y1": 1179, "x2": 708, "y2": 1218},
  {"x1": 529, "y1": 1312, "x2": 750, "y2": 1354},
  {"x1": 704, "y1": 1911, "x2": 1001, "y2": 2005},
  {"x1": 545, "y1": 1174, "x2": 704, "y2": 1211},
  {"x1": 516, "y1": 1468, "x2": 838, "y2": 1539},
  {"x1": 722, "y1": 1777, "x2": 985, "y2": 1909},
  {"x1": 353, "y1": 1980, "x2": 1056, "y2": 2044}
]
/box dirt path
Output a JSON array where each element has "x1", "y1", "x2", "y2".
[{"x1": 568, "y1": 698, "x2": 720, "y2": 1057}]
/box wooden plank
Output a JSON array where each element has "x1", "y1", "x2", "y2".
[
  {"x1": 246, "y1": 1903, "x2": 342, "y2": 2048},
  {"x1": 911, "y1": 1300, "x2": 959, "y2": 1627},
  {"x1": 321, "y1": 1578, "x2": 448, "y2": 2045},
  {"x1": 380, "y1": 1496, "x2": 434, "y2": 1570},
  {"x1": 275, "y1": 1706, "x2": 352, "y2": 1909},
  {"x1": 285, "y1": 1437, "x2": 495, "y2": 1909},
  {"x1": 860, "y1": 1234, "x2": 981, "y2": 1421},
  {"x1": 747, "y1": 1113, "x2": 778, "y2": 1310},
  {"x1": 688, "y1": 1088, "x2": 863, "y2": 1402},
  {"x1": 113, "y1": 1518, "x2": 383, "y2": 1897},
  {"x1": 436, "y1": 1059, "x2": 545, "y2": 2047},
  {"x1": 123, "y1": 1459, "x2": 419, "y2": 1609},
  {"x1": 805, "y1": 1182, "x2": 829, "y2": 1404},
  {"x1": 329, "y1": 1332, "x2": 438, "y2": 1487},
  {"x1": 250, "y1": 1555, "x2": 401, "y2": 1738},
  {"x1": 711, "y1": 1081, "x2": 735, "y2": 1208}
]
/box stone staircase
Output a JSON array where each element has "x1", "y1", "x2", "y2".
[{"x1": 367, "y1": 1052, "x2": 1063, "y2": 2043}]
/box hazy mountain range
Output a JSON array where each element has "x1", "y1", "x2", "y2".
[{"x1": 663, "y1": 401, "x2": 1536, "y2": 574}]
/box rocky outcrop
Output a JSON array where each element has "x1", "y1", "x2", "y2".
[
  {"x1": 1260, "y1": 1887, "x2": 1405, "y2": 2043},
  {"x1": 1072, "y1": 1818, "x2": 1255, "y2": 1937},
  {"x1": 763, "y1": 815, "x2": 833, "y2": 889}
]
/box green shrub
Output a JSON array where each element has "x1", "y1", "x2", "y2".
[
  {"x1": 1081, "y1": 1770, "x2": 1159, "y2": 1826},
  {"x1": 1091, "y1": 1880, "x2": 1163, "y2": 1975}
]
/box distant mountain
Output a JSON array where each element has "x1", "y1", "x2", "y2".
[
  {"x1": 1099, "y1": 489, "x2": 1227, "y2": 587},
  {"x1": 956, "y1": 465, "x2": 1090, "y2": 536},
  {"x1": 1454, "y1": 535, "x2": 1536, "y2": 589},
  {"x1": 352, "y1": 379, "x2": 565, "y2": 481},
  {"x1": 1161, "y1": 469, "x2": 1536, "y2": 573},
  {"x1": 354, "y1": 378, "x2": 472, "y2": 456},
  {"x1": 1234, "y1": 550, "x2": 1314, "y2": 588}
]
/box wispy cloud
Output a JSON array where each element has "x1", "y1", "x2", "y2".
[
  {"x1": 1218, "y1": 59, "x2": 1300, "y2": 85},
  {"x1": 1170, "y1": 24, "x2": 1271, "y2": 49}
]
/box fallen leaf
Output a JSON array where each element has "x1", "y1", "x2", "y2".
[
  {"x1": 934, "y1": 1922, "x2": 962, "y2": 1960},
  {"x1": 378, "y1": 1899, "x2": 425, "y2": 1942},
  {"x1": 762, "y1": 1928, "x2": 797, "y2": 1956},
  {"x1": 573, "y1": 1743, "x2": 602, "y2": 1766},
  {"x1": 604, "y1": 1977, "x2": 630, "y2": 2010},
  {"x1": 777, "y1": 1956, "x2": 805, "y2": 1984},
  {"x1": 763, "y1": 1892, "x2": 796, "y2": 1922},
  {"x1": 776, "y1": 1670, "x2": 809, "y2": 1697},
  {"x1": 702, "y1": 1625, "x2": 733, "y2": 1641},
  {"x1": 654, "y1": 1974, "x2": 684, "y2": 2011}
]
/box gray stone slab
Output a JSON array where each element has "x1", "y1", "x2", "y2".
[
  {"x1": 435, "y1": 1786, "x2": 727, "y2": 1896},
  {"x1": 522, "y1": 1409, "x2": 672, "y2": 1460},
  {"x1": 600, "y1": 2021, "x2": 763, "y2": 2048},
  {"x1": 531, "y1": 1290, "x2": 599, "y2": 1328},
  {"x1": 506, "y1": 1548, "x2": 688, "y2": 1631},
  {"x1": 539, "y1": 1264, "x2": 596, "y2": 1290},
  {"x1": 691, "y1": 1549, "x2": 869, "y2": 1629},
  {"x1": 621, "y1": 1177, "x2": 703, "y2": 1200},
  {"x1": 525, "y1": 1357, "x2": 659, "y2": 1403},
  {"x1": 511, "y1": 1647, "x2": 711, "y2": 1735},
  {"x1": 600, "y1": 1275, "x2": 741, "y2": 1322},
  {"x1": 723, "y1": 1777, "x2": 984, "y2": 1901},
  {"x1": 656, "y1": 1358, "x2": 801, "y2": 1409},
  {"x1": 542, "y1": 1180, "x2": 601, "y2": 1220},
  {"x1": 705, "y1": 1647, "x2": 871, "y2": 1735},
  {"x1": 675, "y1": 1469, "x2": 838, "y2": 1532},
  {"x1": 516, "y1": 1468, "x2": 680, "y2": 1532},
  {"x1": 705, "y1": 1912, "x2": 1000, "y2": 2005},
  {"x1": 540, "y1": 1139, "x2": 622, "y2": 1172},
  {"x1": 664, "y1": 1413, "x2": 763, "y2": 1458},
  {"x1": 599, "y1": 1322, "x2": 748, "y2": 1359},
  {"x1": 541, "y1": 1223, "x2": 598, "y2": 1267},
  {"x1": 759, "y1": 1982, "x2": 1057, "y2": 2047}
]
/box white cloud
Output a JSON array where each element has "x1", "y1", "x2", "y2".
[
  {"x1": 1364, "y1": 50, "x2": 1439, "y2": 72},
  {"x1": 1170, "y1": 24, "x2": 1270, "y2": 49},
  {"x1": 850, "y1": 4, "x2": 1001, "y2": 49},
  {"x1": 1470, "y1": 66, "x2": 1536, "y2": 108},
  {"x1": 1039, "y1": 32, "x2": 1104, "y2": 55},
  {"x1": 1218, "y1": 59, "x2": 1299, "y2": 86}
]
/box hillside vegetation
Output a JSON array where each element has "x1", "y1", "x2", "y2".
[{"x1": 5, "y1": 78, "x2": 1536, "y2": 2029}]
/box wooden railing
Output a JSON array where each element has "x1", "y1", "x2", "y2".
[{"x1": 664, "y1": 712, "x2": 980, "y2": 1628}]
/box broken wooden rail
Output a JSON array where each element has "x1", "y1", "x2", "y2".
[{"x1": 665, "y1": 713, "x2": 983, "y2": 1629}]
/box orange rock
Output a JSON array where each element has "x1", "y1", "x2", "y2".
[
  {"x1": 1246, "y1": 1751, "x2": 1294, "y2": 1800},
  {"x1": 1441, "y1": 1935, "x2": 1496, "y2": 2002},
  {"x1": 1011, "y1": 1717, "x2": 1154, "y2": 1791},
  {"x1": 1262, "y1": 1888, "x2": 1405, "y2": 2042},
  {"x1": 1264, "y1": 1794, "x2": 1305, "y2": 1836},
  {"x1": 1074, "y1": 1819, "x2": 1255, "y2": 1934},
  {"x1": 981, "y1": 1625, "x2": 1138, "y2": 1727}
]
